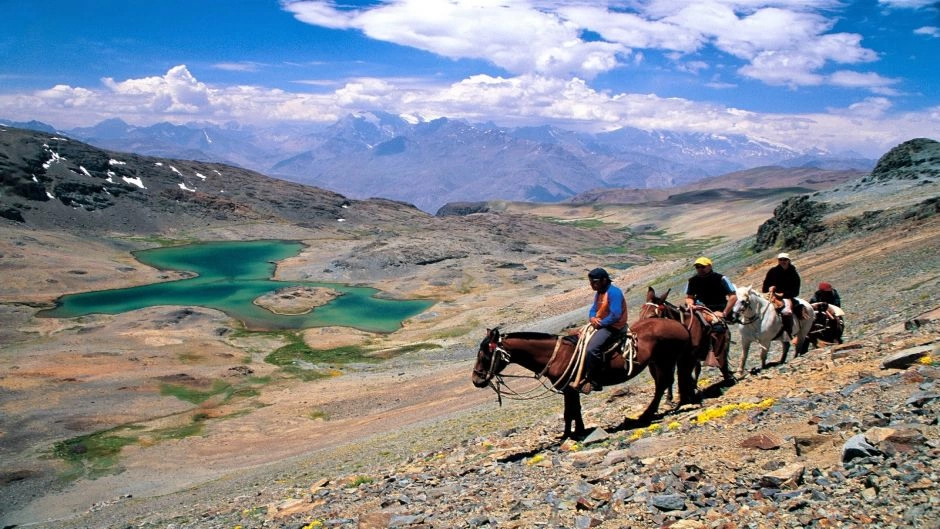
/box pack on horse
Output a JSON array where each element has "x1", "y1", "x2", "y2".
[
  {"x1": 638, "y1": 287, "x2": 733, "y2": 396},
  {"x1": 732, "y1": 286, "x2": 813, "y2": 375},
  {"x1": 471, "y1": 318, "x2": 697, "y2": 439},
  {"x1": 807, "y1": 302, "x2": 845, "y2": 347}
]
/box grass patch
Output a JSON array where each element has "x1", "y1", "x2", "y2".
[
  {"x1": 349, "y1": 475, "x2": 374, "y2": 487},
  {"x1": 160, "y1": 379, "x2": 233, "y2": 404},
  {"x1": 266, "y1": 333, "x2": 380, "y2": 366},
  {"x1": 309, "y1": 409, "x2": 329, "y2": 420},
  {"x1": 52, "y1": 414, "x2": 213, "y2": 481},
  {"x1": 153, "y1": 421, "x2": 205, "y2": 441},
  {"x1": 644, "y1": 236, "x2": 725, "y2": 258},
  {"x1": 433, "y1": 323, "x2": 479, "y2": 339},
  {"x1": 52, "y1": 429, "x2": 140, "y2": 480},
  {"x1": 543, "y1": 217, "x2": 612, "y2": 228}
]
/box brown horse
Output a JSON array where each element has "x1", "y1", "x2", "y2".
[
  {"x1": 471, "y1": 318, "x2": 697, "y2": 439},
  {"x1": 639, "y1": 287, "x2": 734, "y2": 393}
]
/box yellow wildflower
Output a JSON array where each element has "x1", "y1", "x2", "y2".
[
  {"x1": 667, "y1": 421, "x2": 681, "y2": 430},
  {"x1": 919, "y1": 355, "x2": 933, "y2": 365},
  {"x1": 526, "y1": 453, "x2": 545, "y2": 466}
]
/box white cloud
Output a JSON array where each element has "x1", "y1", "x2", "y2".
[
  {"x1": 282, "y1": 0, "x2": 883, "y2": 90},
  {"x1": 828, "y1": 71, "x2": 900, "y2": 95},
  {"x1": 914, "y1": 26, "x2": 940, "y2": 37},
  {"x1": 102, "y1": 65, "x2": 211, "y2": 113},
  {"x1": 878, "y1": 0, "x2": 938, "y2": 8},
  {"x1": 1, "y1": 64, "x2": 937, "y2": 157},
  {"x1": 212, "y1": 62, "x2": 265, "y2": 72}
]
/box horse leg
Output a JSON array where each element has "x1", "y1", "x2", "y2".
[
  {"x1": 562, "y1": 388, "x2": 585, "y2": 439},
  {"x1": 636, "y1": 363, "x2": 670, "y2": 423},
  {"x1": 779, "y1": 341, "x2": 790, "y2": 364},
  {"x1": 738, "y1": 341, "x2": 751, "y2": 377}
]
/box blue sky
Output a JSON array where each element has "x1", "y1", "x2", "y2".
[{"x1": 1, "y1": 0, "x2": 937, "y2": 157}]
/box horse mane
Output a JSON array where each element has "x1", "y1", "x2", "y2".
[{"x1": 504, "y1": 331, "x2": 557, "y2": 340}]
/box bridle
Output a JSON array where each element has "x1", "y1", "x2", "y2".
[
  {"x1": 472, "y1": 335, "x2": 511, "y2": 384},
  {"x1": 735, "y1": 291, "x2": 767, "y2": 325},
  {"x1": 473, "y1": 331, "x2": 577, "y2": 404}
]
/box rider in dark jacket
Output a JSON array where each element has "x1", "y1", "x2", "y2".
[{"x1": 762, "y1": 252, "x2": 802, "y2": 339}]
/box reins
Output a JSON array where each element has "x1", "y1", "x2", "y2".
[
  {"x1": 735, "y1": 292, "x2": 768, "y2": 325},
  {"x1": 483, "y1": 326, "x2": 592, "y2": 403}
]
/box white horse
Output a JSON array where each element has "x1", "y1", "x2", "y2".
[{"x1": 732, "y1": 286, "x2": 814, "y2": 376}]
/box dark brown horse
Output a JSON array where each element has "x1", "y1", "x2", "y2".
[
  {"x1": 639, "y1": 287, "x2": 733, "y2": 393},
  {"x1": 471, "y1": 318, "x2": 697, "y2": 439}
]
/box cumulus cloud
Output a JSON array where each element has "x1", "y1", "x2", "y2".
[
  {"x1": 281, "y1": 0, "x2": 882, "y2": 90},
  {"x1": 914, "y1": 26, "x2": 940, "y2": 37},
  {"x1": 102, "y1": 65, "x2": 211, "y2": 113}
]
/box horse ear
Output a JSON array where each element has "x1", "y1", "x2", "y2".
[{"x1": 663, "y1": 287, "x2": 671, "y2": 300}]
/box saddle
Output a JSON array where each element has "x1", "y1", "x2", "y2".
[
  {"x1": 765, "y1": 292, "x2": 809, "y2": 320},
  {"x1": 567, "y1": 326, "x2": 637, "y2": 386}
]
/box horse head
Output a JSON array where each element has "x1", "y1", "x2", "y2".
[
  {"x1": 471, "y1": 327, "x2": 510, "y2": 388},
  {"x1": 733, "y1": 286, "x2": 756, "y2": 315},
  {"x1": 640, "y1": 286, "x2": 673, "y2": 319}
]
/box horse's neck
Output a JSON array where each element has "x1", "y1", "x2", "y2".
[{"x1": 503, "y1": 336, "x2": 556, "y2": 372}]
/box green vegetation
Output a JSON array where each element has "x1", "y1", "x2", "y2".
[
  {"x1": 160, "y1": 379, "x2": 233, "y2": 404},
  {"x1": 644, "y1": 235, "x2": 725, "y2": 258},
  {"x1": 309, "y1": 409, "x2": 329, "y2": 420},
  {"x1": 350, "y1": 475, "x2": 374, "y2": 487},
  {"x1": 51, "y1": 414, "x2": 209, "y2": 480},
  {"x1": 122, "y1": 235, "x2": 195, "y2": 247},
  {"x1": 543, "y1": 216, "x2": 613, "y2": 228},
  {"x1": 53, "y1": 430, "x2": 140, "y2": 479}
]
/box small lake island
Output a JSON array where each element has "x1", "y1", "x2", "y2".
[{"x1": 253, "y1": 286, "x2": 344, "y2": 315}]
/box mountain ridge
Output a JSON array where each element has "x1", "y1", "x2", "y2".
[{"x1": 2, "y1": 113, "x2": 876, "y2": 213}]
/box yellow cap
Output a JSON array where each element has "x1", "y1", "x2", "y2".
[{"x1": 694, "y1": 257, "x2": 712, "y2": 267}]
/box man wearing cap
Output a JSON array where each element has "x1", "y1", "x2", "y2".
[
  {"x1": 576, "y1": 267, "x2": 629, "y2": 394},
  {"x1": 685, "y1": 257, "x2": 737, "y2": 381},
  {"x1": 762, "y1": 253, "x2": 802, "y2": 338},
  {"x1": 685, "y1": 257, "x2": 737, "y2": 318}
]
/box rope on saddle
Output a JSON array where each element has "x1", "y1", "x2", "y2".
[
  {"x1": 569, "y1": 324, "x2": 596, "y2": 388},
  {"x1": 620, "y1": 330, "x2": 638, "y2": 377}
]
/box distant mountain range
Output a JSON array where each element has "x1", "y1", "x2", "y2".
[{"x1": 2, "y1": 112, "x2": 875, "y2": 213}]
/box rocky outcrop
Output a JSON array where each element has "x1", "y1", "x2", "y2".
[
  {"x1": 435, "y1": 201, "x2": 491, "y2": 217},
  {"x1": 869, "y1": 138, "x2": 940, "y2": 182}
]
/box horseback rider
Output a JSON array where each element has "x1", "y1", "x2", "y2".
[
  {"x1": 810, "y1": 282, "x2": 842, "y2": 308},
  {"x1": 684, "y1": 257, "x2": 737, "y2": 381},
  {"x1": 761, "y1": 252, "x2": 802, "y2": 341},
  {"x1": 573, "y1": 267, "x2": 629, "y2": 394}
]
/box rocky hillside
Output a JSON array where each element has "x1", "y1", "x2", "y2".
[
  {"x1": 753, "y1": 138, "x2": 940, "y2": 252},
  {"x1": 0, "y1": 126, "x2": 426, "y2": 235},
  {"x1": 80, "y1": 322, "x2": 939, "y2": 529}
]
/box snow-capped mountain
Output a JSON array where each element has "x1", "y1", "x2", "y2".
[{"x1": 2, "y1": 113, "x2": 874, "y2": 213}]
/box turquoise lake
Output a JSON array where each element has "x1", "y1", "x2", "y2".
[{"x1": 37, "y1": 240, "x2": 435, "y2": 333}]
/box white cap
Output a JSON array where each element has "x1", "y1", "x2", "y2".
[{"x1": 777, "y1": 252, "x2": 790, "y2": 260}]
